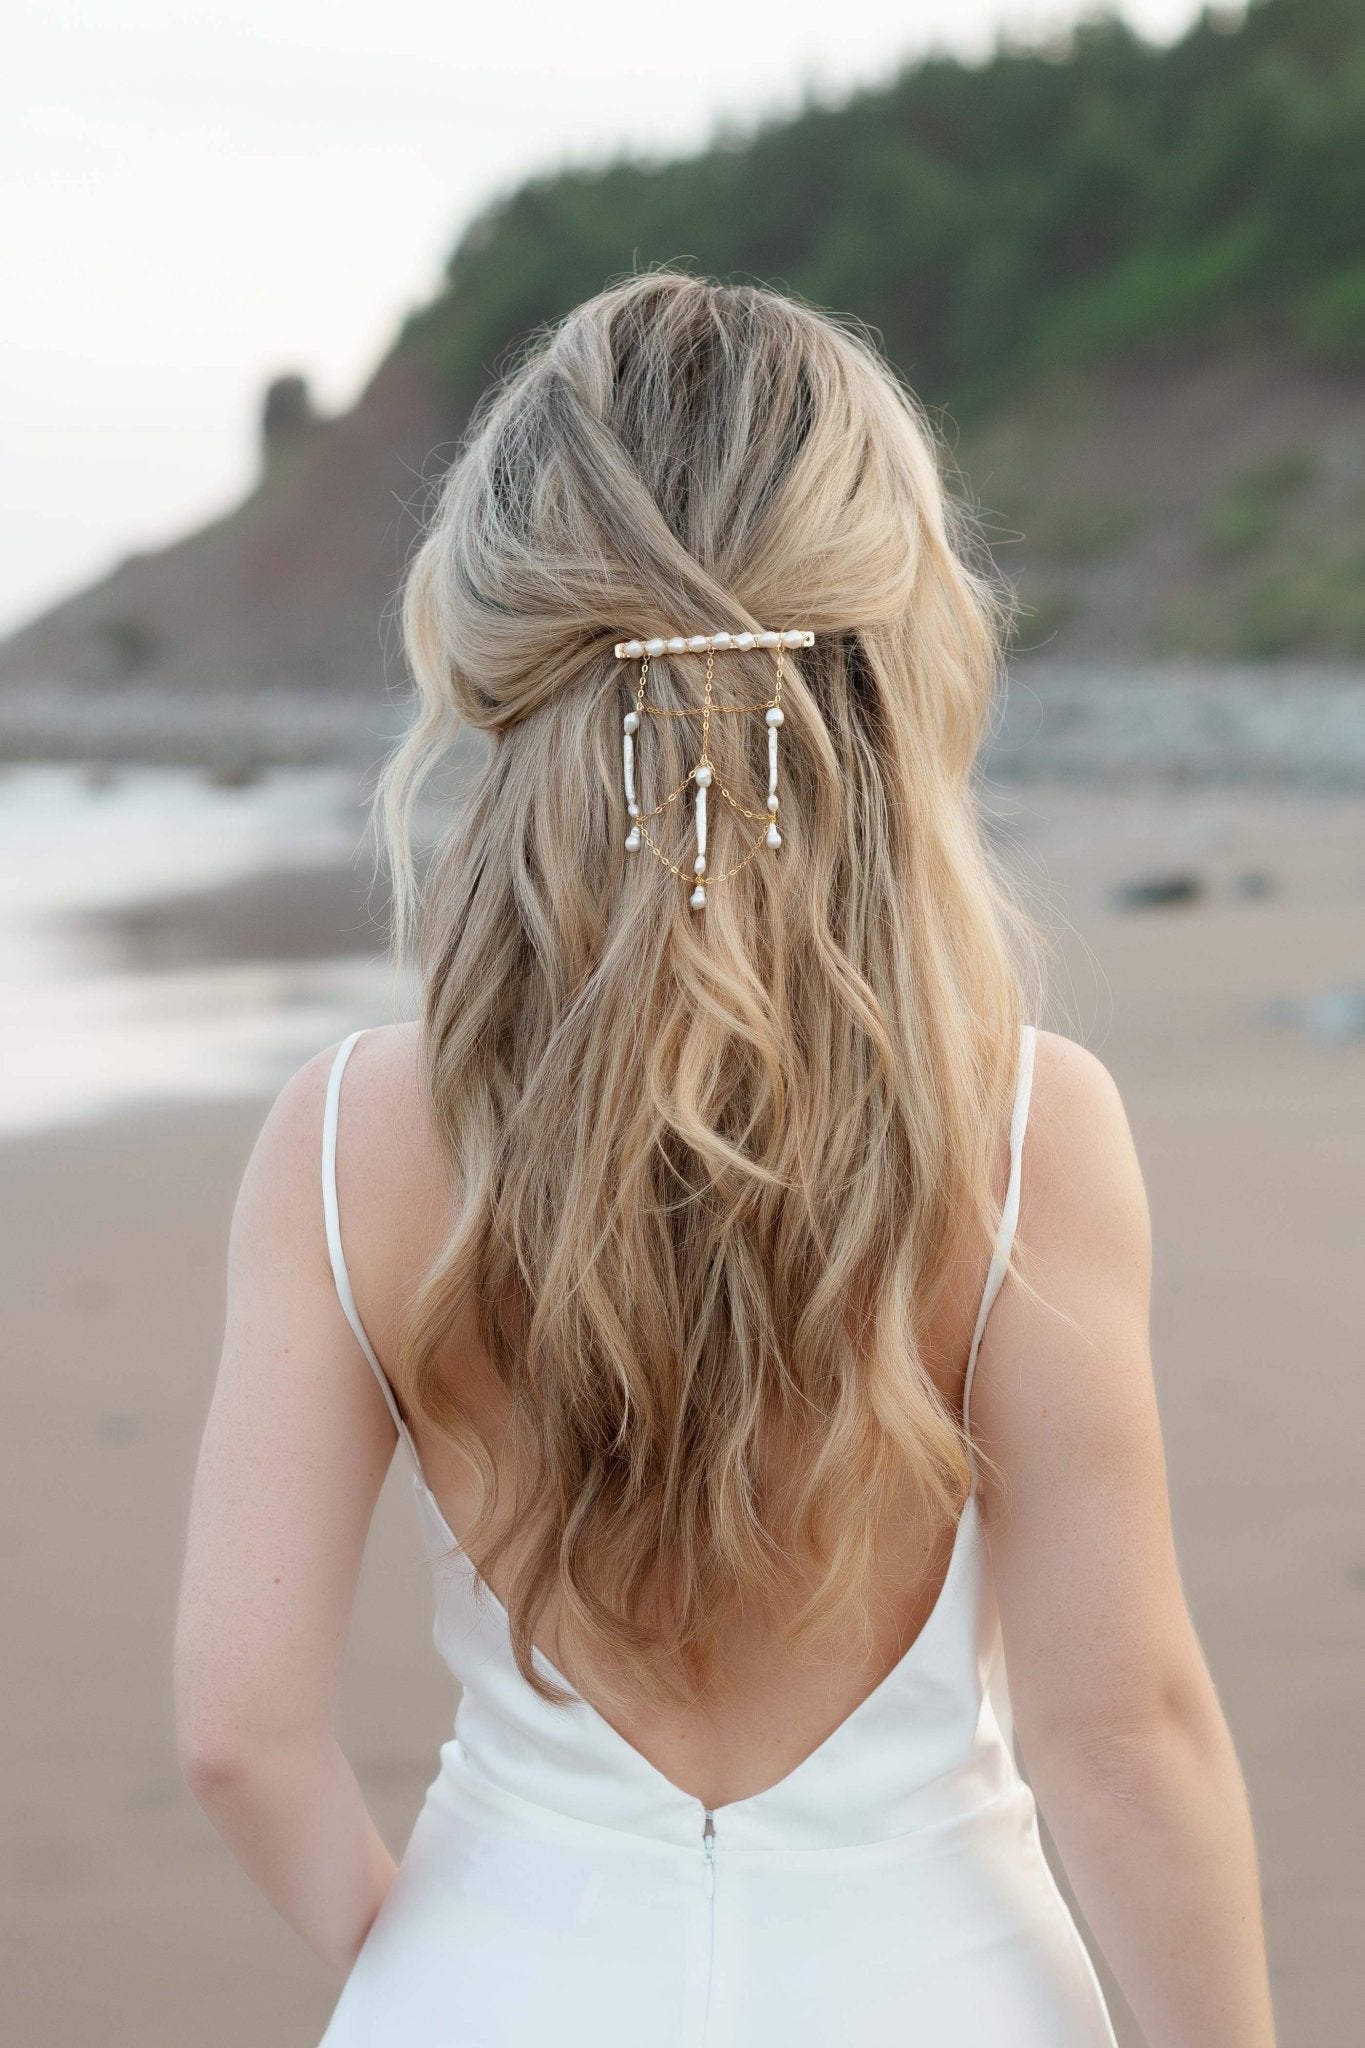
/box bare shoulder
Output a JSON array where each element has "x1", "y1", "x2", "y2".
[
  {"x1": 1029, "y1": 1025, "x2": 1128, "y2": 1130},
  {"x1": 1021, "y1": 1028, "x2": 1152, "y2": 1283},
  {"x1": 328, "y1": 1021, "x2": 440, "y2": 1176},
  {"x1": 237, "y1": 1023, "x2": 431, "y2": 1217},
  {"x1": 255, "y1": 1021, "x2": 424, "y2": 1137},
  {"x1": 324, "y1": 1019, "x2": 426, "y2": 1114},
  {"x1": 230, "y1": 1021, "x2": 445, "y2": 1342}
]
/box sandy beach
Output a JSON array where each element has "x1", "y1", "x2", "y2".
[{"x1": 2, "y1": 779, "x2": 1363, "y2": 2047}]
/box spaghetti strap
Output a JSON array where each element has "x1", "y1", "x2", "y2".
[
  {"x1": 961, "y1": 1021, "x2": 1037, "y2": 1456},
  {"x1": 322, "y1": 1028, "x2": 427, "y2": 1484}
]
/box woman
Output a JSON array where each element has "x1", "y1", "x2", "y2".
[{"x1": 174, "y1": 273, "x2": 1277, "y2": 2046}]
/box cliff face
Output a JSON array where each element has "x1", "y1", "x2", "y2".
[
  {"x1": 974, "y1": 353, "x2": 1365, "y2": 663},
  {"x1": 0, "y1": 350, "x2": 451, "y2": 695}
]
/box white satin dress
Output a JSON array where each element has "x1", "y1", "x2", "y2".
[{"x1": 316, "y1": 1021, "x2": 1118, "y2": 2046}]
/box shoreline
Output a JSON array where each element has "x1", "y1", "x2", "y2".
[{"x1": 2, "y1": 661, "x2": 1365, "y2": 790}]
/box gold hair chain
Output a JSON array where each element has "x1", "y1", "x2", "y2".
[{"x1": 619, "y1": 635, "x2": 791, "y2": 910}]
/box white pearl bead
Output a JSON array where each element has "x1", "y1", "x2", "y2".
[
  {"x1": 757, "y1": 630, "x2": 780, "y2": 649},
  {"x1": 645, "y1": 637, "x2": 666, "y2": 657},
  {"x1": 667, "y1": 636, "x2": 687, "y2": 653},
  {"x1": 765, "y1": 706, "x2": 784, "y2": 726},
  {"x1": 766, "y1": 824, "x2": 782, "y2": 849},
  {"x1": 623, "y1": 710, "x2": 639, "y2": 733},
  {"x1": 688, "y1": 635, "x2": 710, "y2": 652},
  {"x1": 690, "y1": 884, "x2": 707, "y2": 910},
  {"x1": 712, "y1": 632, "x2": 733, "y2": 650},
  {"x1": 735, "y1": 631, "x2": 755, "y2": 650},
  {"x1": 623, "y1": 640, "x2": 644, "y2": 659},
  {"x1": 694, "y1": 855, "x2": 707, "y2": 875},
  {"x1": 767, "y1": 794, "x2": 779, "y2": 812},
  {"x1": 694, "y1": 764, "x2": 713, "y2": 787},
  {"x1": 782, "y1": 629, "x2": 804, "y2": 648},
  {"x1": 625, "y1": 826, "x2": 641, "y2": 850},
  {"x1": 628, "y1": 801, "x2": 640, "y2": 817}
]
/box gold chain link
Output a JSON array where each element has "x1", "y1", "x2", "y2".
[{"x1": 628, "y1": 646, "x2": 785, "y2": 879}]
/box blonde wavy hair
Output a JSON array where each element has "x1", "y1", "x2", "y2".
[{"x1": 379, "y1": 270, "x2": 1040, "y2": 1711}]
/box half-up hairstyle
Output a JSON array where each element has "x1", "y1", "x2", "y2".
[{"x1": 379, "y1": 270, "x2": 1041, "y2": 1711}]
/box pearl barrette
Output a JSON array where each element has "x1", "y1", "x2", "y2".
[
  {"x1": 615, "y1": 629, "x2": 807, "y2": 911},
  {"x1": 614, "y1": 630, "x2": 814, "y2": 660}
]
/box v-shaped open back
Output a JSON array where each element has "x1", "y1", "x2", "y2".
[
  {"x1": 321, "y1": 1020, "x2": 1043, "y2": 1836},
  {"x1": 316, "y1": 1019, "x2": 1116, "y2": 2047}
]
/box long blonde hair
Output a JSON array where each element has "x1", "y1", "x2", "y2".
[{"x1": 380, "y1": 271, "x2": 1039, "y2": 1710}]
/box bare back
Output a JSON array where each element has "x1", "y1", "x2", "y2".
[{"x1": 327, "y1": 1019, "x2": 1033, "y2": 1811}]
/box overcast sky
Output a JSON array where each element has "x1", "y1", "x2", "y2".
[{"x1": 3, "y1": 0, "x2": 1209, "y2": 633}]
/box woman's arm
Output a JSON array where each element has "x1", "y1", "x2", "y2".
[
  {"x1": 174, "y1": 1046, "x2": 403, "y2": 1975},
  {"x1": 973, "y1": 1031, "x2": 1276, "y2": 2048}
]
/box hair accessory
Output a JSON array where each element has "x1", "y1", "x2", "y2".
[
  {"x1": 616, "y1": 630, "x2": 808, "y2": 910},
  {"x1": 614, "y1": 630, "x2": 813, "y2": 660}
]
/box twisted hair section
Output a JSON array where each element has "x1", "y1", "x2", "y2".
[{"x1": 378, "y1": 271, "x2": 1042, "y2": 1710}]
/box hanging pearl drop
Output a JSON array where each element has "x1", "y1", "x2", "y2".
[
  {"x1": 622, "y1": 710, "x2": 640, "y2": 845},
  {"x1": 766, "y1": 699, "x2": 781, "y2": 852},
  {"x1": 623, "y1": 728, "x2": 636, "y2": 811},
  {"x1": 690, "y1": 884, "x2": 707, "y2": 911}
]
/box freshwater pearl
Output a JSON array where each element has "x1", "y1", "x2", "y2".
[
  {"x1": 667, "y1": 636, "x2": 687, "y2": 653},
  {"x1": 690, "y1": 884, "x2": 707, "y2": 910},
  {"x1": 623, "y1": 710, "x2": 640, "y2": 733},
  {"x1": 765, "y1": 705, "x2": 784, "y2": 726},
  {"x1": 694, "y1": 764, "x2": 713, "y2": 787},
  {"x1": 756, "y1": 630, "x2": 780, "y2": 649},
  {"x1": 782, "y1": 629, "x2": 805, "y2": 648},
  {"x1": 625, "y1": 826, "x2": 641, "y2": 851},
  {"x1": 694, "y1": 855, "x2": 707, "y2": 875},
  {"x1": 645, "y1": 637, "x2": 666, "y2": 658},
  {"x1": 628, "y1": 801, "x2": 640, "y2": 817},
  {"x1": 735, "y1": 631, "x2": 755, "y2": 650},
  {"x1": 767, "y1": 794, "x2": 780, "y2": 812},
  {"x1": 623, "y1": 640, "x2": 644, "y2": 660},
  {"x1": 712, "y1": 632, "x2": 733, "y2": 650},
  {"x1": 766, "y1": 824, "x2": 782, "y2": 849},
  {"x1": 688, "y1": 635, "x2": 710, "y2": 652}
]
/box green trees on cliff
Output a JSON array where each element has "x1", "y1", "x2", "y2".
[{"x1": 399, "y1": 0, "x2": 1365, "y2": 421}]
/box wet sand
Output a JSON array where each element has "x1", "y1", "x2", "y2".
[{"x1": 2, "y1": 785, "x2": 1363, "y2": 2046}]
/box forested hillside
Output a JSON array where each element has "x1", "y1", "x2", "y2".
[
  {"x1": 408, "y1": 0, "x2": 1365, "y2": 420},
  {"x1": 3, "y1": 0, "x2": 1362, "y2": 693}
]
